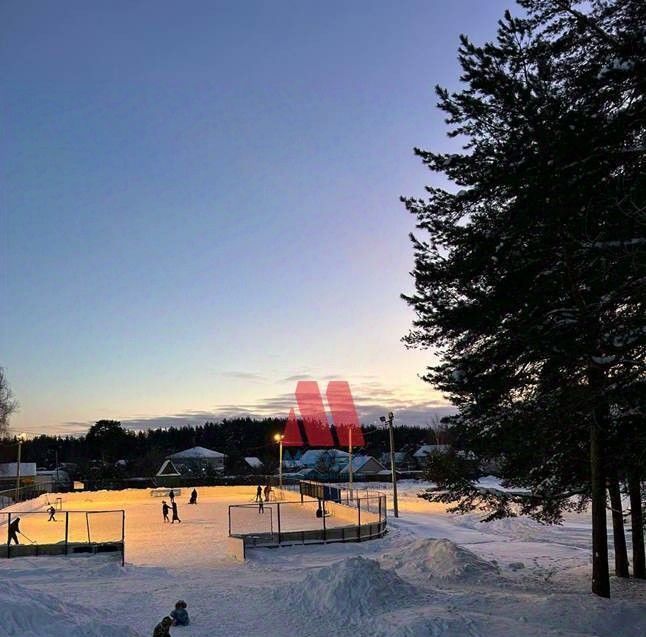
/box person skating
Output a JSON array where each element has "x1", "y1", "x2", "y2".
[
  {"x1": 47, "y1": 506, "x2": 56, "y2": 522},
  {"x1": 258, "y1": 498, "x2": 264, "y2": 514},
  {"x1": 7, "y1": 517, "x2": 20, "y2": 545},
  {"x1": 189, "y1": 489, "x2": 197, "y2": 505},
  {"x1": 255, "y1": 485, "x2": 262, "y2": 502},
  {"x1": 263, "y1": 484, "x2": 272, "y2": 502},
  {"x1": 162, "y1": 500, "x2": 170, "y2": 523},
  {"x1": 152, "y1": 616, "x2": 173, "y2": 637},
  {"x1": 168, "y1": 489, "x2": 175, "y2": 504},
  {"x1": 170, "y1": 600, "x2": 190, "y2": 626},
  {"x1": 171, "y1": 501, "x2": 181, "y2": 524}
]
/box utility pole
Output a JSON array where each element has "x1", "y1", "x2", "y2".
[
  {"x1": 381, "y1": 412, "x2": 399, "y2": 517},
  {"x1": 348, "y1": 426, "x2": 353, "y2": 495},
  {"x1": 15, "y1": 440, "x2": 22, "y2": 501}
]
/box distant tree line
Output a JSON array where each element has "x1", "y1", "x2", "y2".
[{"x1": 0, "y1": 418, "x2": 444, "y2": 481}]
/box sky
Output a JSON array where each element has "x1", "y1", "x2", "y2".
[{"x1": 1, "y1": 0, "x2": 514, "y2": 436}]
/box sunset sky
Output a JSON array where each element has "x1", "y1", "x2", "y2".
[{"x1": 2, "y1": 0, "x2": 514, "y2": 435}]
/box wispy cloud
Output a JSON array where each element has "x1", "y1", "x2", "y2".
[
  {"x1": 219, "y1": 371, "x2": 267, "y2": 382},
  {"x1": 54, "y1": 384, "x2": 454, "y2": 434}
]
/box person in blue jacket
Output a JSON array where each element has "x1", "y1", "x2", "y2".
[{"x1": 170, "y1": 600, "x2": 189, "y2": 626}]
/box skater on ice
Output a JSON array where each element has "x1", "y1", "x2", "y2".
[
  {"x1": 152, "y1": 616, "x2": 173, "y2": 637},
  {"x1": 7, "y1": 517, "x2": 20, "y2": 545},
  {"x1": 171, "y1": 501, "x2": 181, "y2": 523},
  {"x1": 170, "y1": 600, "x2": 190, "y2": 626},
  {"x1": 189, "y1": 488, "x2": 197, "y2": 504},
  {"x1": 255, "y1": 485, "x2": 262, "y2": 502},
  {"x1": 47, "y1": 506, "x2": 56, "y2": 521},
  {"x1": 168, "y1": 489, "x2": 175, "y2": 503},
  {"x1": 258, "y1": 498, "x2": 264, "y2": 514},
  {"x1": 162, "y1": 500, "x2": 170, "y2": 523},
  {"x1": 263, "y1": 484, "x2": 272, "y2": 501}
]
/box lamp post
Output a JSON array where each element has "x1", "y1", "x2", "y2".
[
  {"x1": 380, "y1": 412, "x2": 399, "y2": 518},
  {"x1": 274, "y1": 433, "x2": 284, "y2": 489}
]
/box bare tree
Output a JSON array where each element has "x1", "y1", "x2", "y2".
[{"x1": 0, "y1": 367, "x2": 18, "y2": 437}]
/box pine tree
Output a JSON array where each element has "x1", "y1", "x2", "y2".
[{"x1": 403, "y1": 0, "x2": 645, "y2": 597}]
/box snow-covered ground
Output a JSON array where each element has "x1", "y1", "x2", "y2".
[{"x1": 0, "y1": 482, "x2": 644, "y2": 637}]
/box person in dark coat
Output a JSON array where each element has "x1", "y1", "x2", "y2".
[
  {"x1": 168, "y1": 489, "x2": 175, "y2": 503},
  {"x1": 255, "y1": 485, "x2": 262, "y2": 502},
  {"x1": 171, "y1": 501, "x2": 181, "y2": 524},
  {"x1": 162, "y1": 501, "x2": 170, "y2": 523},
  {"x1": 47, "y1": 506, "x2": 56, "y2": 522},
  {"x1": 170, "y1": 600, "x2": 190, "y2": 626},
  {"x1": 152, "y1": 616, "x2": 173, "y2": 637},
  {"x1": 189, "y1": 489, "x2": 197, "y2": 504},
  {"x1": 8, "y1": 517, "x2": 20, "y2": 545},
  {"x1": 263, "y1": 485, "x2": 272, "y2": 502}
]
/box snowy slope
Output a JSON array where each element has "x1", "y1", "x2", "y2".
[{"x1": 0, "y1": 483, "x2": 644, "y2": 637}]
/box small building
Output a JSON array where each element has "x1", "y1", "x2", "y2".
[
  {"x1": 0, "y1": 462, "x2": 37, "y2": 490},
  {"x1": 379, "y1": 451, "x2": 416, "y2": 471},
  {"x1": 339, "y1": 455, "x2": 386, "y2": 478},
  {"x1": 35, "y1": 468, "x2": 72, "y2": 491},
  {"x1": 156, "y1": 446, "x2": 226, "y2": 477},
  {"x1": 413, "y1": 444, "x2": 451, "y2": 467}
]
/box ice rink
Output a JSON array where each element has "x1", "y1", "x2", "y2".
[{"x1": 1, "y1": 486, "x2": 354, "y2": 567}]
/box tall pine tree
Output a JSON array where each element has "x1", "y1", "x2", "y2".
[{"x1": 403, "y1": 0, "x2": 645, "y2": 597}]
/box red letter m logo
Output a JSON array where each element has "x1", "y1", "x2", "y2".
[{"x1": 282, "y1": 380, "x2": 365, "y2": 447}]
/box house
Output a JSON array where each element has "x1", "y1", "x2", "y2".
[
  {"x1": 413, "y1": 444, "x2": 451, "y2": 467},
  {"x1": 299, "y1": 449, "x2": 350, "y2": 471},
  {"x1": 379, "y1": 451, "x2": 416, "y2": 471},
  {"x1": 0, "y1": 462, "x2": 37, "y2": 490},
  {"x1": 244, "y1": 457, "x2": 264, "y2": 473},
  {"x1": 287, "y1": 449, "x2": 385, "y2": 480},
  {"x1": 156, "y1": 446, "x2": 226, "y2": 477},
  {"x1": 339, "y1": 455, "x2": 386, "y2": 478},
  {"x1": 35, "y1": 468, "x2": 72, "y2": 491}
]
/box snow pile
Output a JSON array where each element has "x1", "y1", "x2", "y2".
[
  {"x1": 281, "y1": 556, "x2": 416, "y2": 619},
  {"x1": 381, "y1": 538, "x2": 500, "y2": 583},
  {"x1": 0, "y1": 583, "x2": 139, "y2": 637}
]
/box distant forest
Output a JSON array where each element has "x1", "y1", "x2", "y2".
[{"x1": 0, "y1": 418, "x2": 446, "y2": 480}]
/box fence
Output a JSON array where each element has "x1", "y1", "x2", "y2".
[
  {"x1": 1, "y1": 509, "x2": 125, "y2": 565},
  {"x1": 228, "y1": 481, "x2": 387, "y2": 554},
  {"x1": 0, "y1": 484, "x2": 53, "y2": 509}
]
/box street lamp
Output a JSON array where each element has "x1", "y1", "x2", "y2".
[
  {"x1": 380, "y1": 412, "x2": 399, "y2": 518},
  {"x1": 274, "y1": 433, "x2": 284, "y2": 489}
]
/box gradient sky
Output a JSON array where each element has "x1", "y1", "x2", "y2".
[{"x1": 1, "y1": 0, "x2": 514, "y2": 435}]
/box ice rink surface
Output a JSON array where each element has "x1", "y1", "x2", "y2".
[{"x1": 1, "y1": 482, "x2": 645, "y2": 637}]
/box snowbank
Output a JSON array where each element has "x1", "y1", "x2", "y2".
[
  {"x1": 0, "y1": 582, "x2": 139, "y2": 637},
  {"x1": 280, "y1": 556, "x2": 417, "y2": 620},
  {"x1": 381, "y1": 537, "x2": 501, "y2": 583}
]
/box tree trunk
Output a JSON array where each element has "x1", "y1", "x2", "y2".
[
  {"x1": 590, "y1": 399, "x2": 610, "y2": 597},
  {"x1": 628, "y1": 469, "x2": 645, "y2": 579},
  {"x1": 607, "y1": 475, "x2": 629, "y2": 577}
]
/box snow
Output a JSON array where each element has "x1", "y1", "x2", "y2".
[
  {"x1": 1, "y1": 483, "x2": 645, "y2": 637},
  {"x1": 281, "y1": 556, "x2": 417, "y2": 620},
  {"x1": 169, "y1": 446, "x2": 225, "y2": 459}
]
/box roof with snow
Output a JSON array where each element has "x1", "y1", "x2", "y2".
[
  {"x1": 413, "y1": 444, "x2": 450, "y2": 458},
  {"x1": 169, "y1": 446, "x2": 226, "y2": 460},
  {"x1": 300, "y1": 449, "x2": 350, "y2": 467},
  {"x1": 339, "y1": 455, "x2": 386, "y2": 475},
  {"x1": 0, "y1": 462, "x2": 37, "y2": 478},
  {"x1": 244, "y1": 457, "x2": 264, "y2": 469}
]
